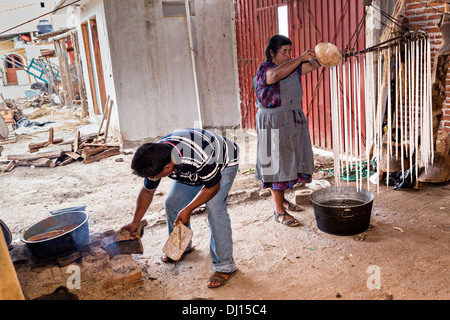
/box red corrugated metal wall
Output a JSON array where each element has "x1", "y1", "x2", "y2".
[{"x1": 235, "y1": 0, "x2": 366, "y2": 150}]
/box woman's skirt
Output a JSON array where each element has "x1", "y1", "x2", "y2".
[{"x1": 255, "y1": 107, "x2": 314, "y2": 190}]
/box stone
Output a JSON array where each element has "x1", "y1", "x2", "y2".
[{"x1": 295, "y1": 189, "x2": 312, "y2": 205}]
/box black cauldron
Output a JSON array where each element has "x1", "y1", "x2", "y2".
[
  {"x1": 311, "y1": 186, "x2": 374, "y2": 235},
  {"x1": 22, "y1": 211, "x2": 89, "y2": 260}
]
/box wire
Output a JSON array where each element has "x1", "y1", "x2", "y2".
[
  {"x1": 0, "y1": 0, "x2": 81, "y2": 35},
  {"x1": 0, "y1": 3, "x2": 36, "y2": 14},
  {"x1": 346, "y1": 7, "x2": 367, "y2": 54},
  {"x1": 370, "y1": 4, "x2": 409, "y2": 31}
]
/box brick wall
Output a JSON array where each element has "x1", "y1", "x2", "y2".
[{"x1": 405, "y1": 0, "x2": 449, "y2": 134}]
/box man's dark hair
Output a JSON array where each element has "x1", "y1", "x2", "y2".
[
  {"x1": 131, "y1": 143, "x2": 173, "y2": 177},
  {"x1": 265, "y1": 34, "x2": 292, "y2": 62}
]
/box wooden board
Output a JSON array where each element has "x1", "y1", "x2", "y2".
[
  {"x1": 162, "y1": 223, "x2": 193, "y2": 261},
  {"x1": 0, "y1": 115, "x2": 8, "y2": 140}
]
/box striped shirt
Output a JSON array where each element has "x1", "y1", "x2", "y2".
[{"x1": 144, "y1": 129, "x2": 239, "y2": 190}]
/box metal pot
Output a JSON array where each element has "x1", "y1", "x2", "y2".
[
  {"x1": 311, "y1": 186, "x2": 374, "y2": 235},
  {"x1": 22, "y1": 211, "x2": 89, "y2": 260}
]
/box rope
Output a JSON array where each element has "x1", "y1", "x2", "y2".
[
  {"x1": 303, "y1": 0, "x2": 323, "y2": 42},
  {"x1": 305, "y1": 0, "x2": 350, "y2": 118},
  {"x1": 345, "y1": 7, "x2": 367, "y2": 55}
]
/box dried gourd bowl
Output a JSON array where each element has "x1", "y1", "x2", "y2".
[{"x1": 315, "y1": 42, "x2": 342, "y2": 67}]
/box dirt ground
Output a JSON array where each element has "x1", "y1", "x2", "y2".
[{"x1": 1, "y1": 102, "x2": 449, "y2": 300}]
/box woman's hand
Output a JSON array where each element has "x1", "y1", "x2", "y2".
[
  {"x1": 266, "y1": 49, "x2": 317, "y2": 84},
  {"x1": 299, "y1": 49, "x2": 316, "y2": 62}
]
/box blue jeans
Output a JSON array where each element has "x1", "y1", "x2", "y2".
[{"x1": 164, "y1": 165, "x2": 238, "y2": 273}]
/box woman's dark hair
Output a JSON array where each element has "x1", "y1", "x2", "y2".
[
  {"x1": 131, "y1": 142, "x2": 173, "y2": 177},
  {"x1": 265, "y1": 35, "x2": 292, "y2": 62}
]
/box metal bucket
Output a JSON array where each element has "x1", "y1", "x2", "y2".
[
  {"x1": 22, "y1": 211, "x2": 89, "y2": 260},
  {"x1": 311, "y1": 186, "x2": 374, "y2": 235}
]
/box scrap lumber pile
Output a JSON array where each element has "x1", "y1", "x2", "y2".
[
  {"x1": 4, "y1": 127, "x2": 121, "y2": 172},
  {"x1": 0, "y1": 94, "x2": 22, "y2": 144}
]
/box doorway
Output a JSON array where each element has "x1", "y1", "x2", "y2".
[{"x1": 4, "y1": 54, "x2": 23, "y2": 86}]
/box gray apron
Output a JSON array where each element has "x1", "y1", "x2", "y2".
[{"x1": 254, "y1": 71, "x2": 314, "y2": 183}]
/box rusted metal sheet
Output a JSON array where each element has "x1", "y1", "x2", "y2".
[{"x1": 235, "y1": 0, "x2": 366, "y2": 151}]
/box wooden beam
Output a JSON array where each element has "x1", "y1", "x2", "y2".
[
  {"x1": 7, "y1": 151, "x2": 62, "y2": 162},
  {"x1": 103, "y1": 99, "x2": 113, "y2": 143},
  {"x1": 70, "y1": 30, "x2": 89, "y2": 118},
  {"x1": 82, "y1": 147, "x2": 120, "y2": 164}
]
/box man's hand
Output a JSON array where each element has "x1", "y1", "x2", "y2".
[
  {"x1": 173, "y1": 183, "x2": 220, "y2": 227},
  {"x1": 174, "y1": 208, "x2": 192, "y2": 226},
  {"x1": 121, "y1": 221, "x2": 139, "y2": 239}
]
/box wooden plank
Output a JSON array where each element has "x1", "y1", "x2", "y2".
[
  {"x1": 102, "y1": 239, "x2": 143, "y2": 258},
  {"x1": 63, "y1": 151, "x2": 81, "y2": 160},
  {"x1": 89, "y1": 17, "x2": 107, "y2": 110},
  {"x1": 81, "y1": 21, "x2": 99, "y2": 115},
  {"x1": 97, "y1": 95, "x2": 110, "y2": 139},
  {"x1": 54, "y1": 40, "x2": 71, "y2": 107},
  {"x1": 7, "y1": 151, "x2": 62, "y2": 161},
  {"x1": 74, "y1": 129, "x2": 80, "y2": 153},
  {"x1": 29, "y1": 139, "x2": 64, "y2": 152},
  {"x1": 59, "y1": 39, "x2": 75, "y2": 106},
  {"x1": 58, "y1": 156, "x2": 74, "y2": 166},
  {"x1": 81, "y1": 145, "x2": 108, "y2": 158},
  {"x1": 103, "y1": 99, "x2": 113, "y2": 143},
  {"x1": 82, "y1": 143, "x2": 120, "y2": 148},
  {"x1": 82, "y1": 147, "x2": 120, "y2": 164},
  {"x1": 101, "y1": 220, "x2": 148, "y2": 247},
  {"x1": 28, "y1": 128, "x2": 64, "y2": 152},
  {"x1": 70, "y1": 30, "x2": 88, "y2": 118},
  {"x1": 3, "y1": 160, "x2": 16, "y2": 172},
  {"x1": 16, "y1": 158, "x2": 54, "y2": 168}
]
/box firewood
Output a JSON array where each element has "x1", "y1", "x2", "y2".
[
  {"x1": 63, "y1": 151, "x2": 81, "y2": 160},
  {"x1": 58, "y1": 156, "x2": 74, "y2": 166},
  {"x1": 82, "y1": 147, "x2": 120, "y2": 164},
  {"x1": 74, "y1": 130, "x2": 80, "y2": 153},
  {"x1": 81, "y1": 146, "x2": 108, "y2": 158},
  {"x1": 29, "y1": 139, "x2": 63, "y2": 152},
  {"x1": 28, "y1": 128, "x2": 64, "y2": 152},
  {"x1": 100, "y1": 220, "x2": 147, "y2": 247},
  {"x1": 3, "y1": 160, "x2": 16, "y2": 172},
  {"x1": 102, "y1": 239, "x2": 144, "y2": 258},
  {"x1": 16, "y1": 158, "x2": 54, "y2": 167},
  {"x1": 100, "y1": 220, "x2": 147, "y2": 258},
  {"x1": 7, "y1": 151, "x2": 62, "y2": 162}
]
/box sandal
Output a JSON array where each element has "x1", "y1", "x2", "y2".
[
  {"x1": 274, "y1": 211, "x2": 300, "y2": 227},
  {"x1": 207, "y1": 269, "x2": 238, "y2": 289},
  {"x1": 283, "y1": 201, "x2": 303, "y2": 212},
  {"x1": 161, "y1": 247, "x2": 195, "y2": 263}
]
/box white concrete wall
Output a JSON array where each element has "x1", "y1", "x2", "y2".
[
  {"x1": 192, "y1": 0, "x2": 241, "y2": 129},
  {"x1": 76, "y1": 0, "x2": 241, "y2": 146},
  {"x1": 103, "y1": 0, "x2": 200, "y2": 144},
  {"x1": 102, "y1": 0, "x2": 241, "y2": 145}
]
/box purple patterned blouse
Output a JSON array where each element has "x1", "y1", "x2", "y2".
[{"x1": 254, "y1": 61, "x2": 302, "y2": 108}]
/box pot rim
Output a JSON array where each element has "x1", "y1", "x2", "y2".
[
  {"x1": 310, "y1": 186, "x2": 374, "y2": 207},
  {"x1": 21, "y1": 211, "x2": 89, "y2": 244}
]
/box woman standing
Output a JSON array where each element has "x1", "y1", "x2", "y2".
[{"x1": 253, "y1": 35, "x2": 321, "y2": 227}]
